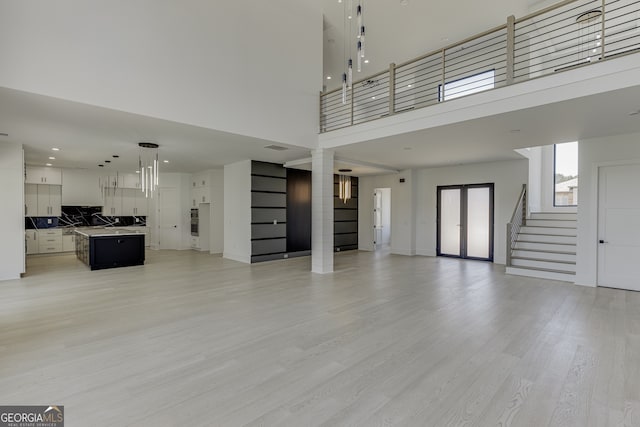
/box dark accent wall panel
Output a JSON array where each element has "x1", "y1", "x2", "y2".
[
  {"x1": 251, "y1": 161, "x2": 287, "y2": 262},
  {"x1": 286, "y1": 168, "x2": 312, "y2": 253},
  {"x1": 334, "y1": 175, "x2": 358, "y2": 252}
]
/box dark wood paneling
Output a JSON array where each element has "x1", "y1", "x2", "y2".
[
  {"x1": 252, "y1": 192, "x2": 286, "y2": 208},
  {"x1": 252, "y1": 238, "x2": 287, "y2": 255},
  {"x1": 251, "y1": 176, "x2": 286, "y2": 193},
  {"x1": 334, "y1": 175, "x2": 358, "y2": 252},
  {"x1": 252, "y1": 161, "x2": 287, "y2": 178},
  {"x1": 252, "y1": 208, "x2": 287, "y2": 224},
  {"x1": 286, "y1": 168, "x2": 312, "y2": 253},
  {"x1": 251, "y1": 223, "x2": 286, "y2": 240}
]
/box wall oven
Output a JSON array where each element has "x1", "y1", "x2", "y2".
[{"x1": 190, "y1": 209, "x2": 199, "y2": 236}]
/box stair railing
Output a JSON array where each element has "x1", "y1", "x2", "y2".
[{"x1": 506, "y1": 184, "x2": 527, "y2": 266}]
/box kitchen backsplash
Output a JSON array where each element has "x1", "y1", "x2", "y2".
[{"x1": 25, "y1": 206, "x2": 146, "y2": 229}]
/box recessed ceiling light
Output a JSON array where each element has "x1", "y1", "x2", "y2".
[
  {"x1": 135, "y1": 170, "x2": 140, "y2": 174},
  {"x1": 52, "y1": 147, "x2": 60, "y2": 151},
  {"x1": 326, "y1": 76, "x2": 332, "y2": 80},
  {"x1": 163, "y1": 160, "x2": 169, "y2": 163},
  {"x1": 364, "y1": 59, "x2": 369, "y2": 64},
  {"x1": 105, "y1": 160, "x2": 111, "y2": 163},
  {"x1": 112, "y1": 155, "x2": 119, "y2": 158},
  {"x1": 48, "y1": 156, "x2": 55, "y2": 160},
  {"x1": 45, "y1": 163, "x2": 52, "y2": 166},
  {"x1": 98, "y1": 164, "x2": 104, "y2": 167},
  {"x1": 338, "y1": 168, "x2": 353, "y2": 173}
]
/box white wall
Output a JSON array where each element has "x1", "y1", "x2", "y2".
[
  {"x1": 415, "y1": 160, "x2": 527, "y2": 264},
  {"x1": 515, "y1": 147, "x2": 542, "y2": 214},
  {"x1": 359, "y1": 170, "x2": 416, "y2": 255},
  {"x1": 575, "y1": 132, "x2": 640, "y2": 287},
  {"x1": 223, "y1": 161, "x2": 251, "y2": 263},
  {"x1": 0, "y1": 0, "x2": 322, "y2": 148},
  {"x1": 208, "y1": 169, "x2": 224, "y2": 254},
  {"x1": 0, "y1": 142, "x2": 25, "y2": 280},
  {"x1": 61, "y1": 168, "x2": 102, "y2": 206},
  {"x1": 360, "y1": 159, "x2": 528, "y2": 264}
]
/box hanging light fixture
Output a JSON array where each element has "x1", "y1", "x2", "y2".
[
  {"x1": 576, "y1": 8, "x2": 602, "y2": 63},
  {"x1": 138, "y1": 142, "x2": 159, "y2": 198},
  {"x1": 338, "y1": 169, "x2": 352, "y2": 203}
]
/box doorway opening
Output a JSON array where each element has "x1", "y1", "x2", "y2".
[
  {"x1": 437, "y1": 183, "x2": 494, "y2": 261},
  {"x1": 373, "y1": 188, "x2": 391, "y2": 250}
]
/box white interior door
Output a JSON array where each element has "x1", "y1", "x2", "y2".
[
  {"x1": 439, "y1": 188, "x2": 461, "y2": 256},
  {"x1": 598, "y1": 164, "x2": 640, "y2": 291},
  {"x1": 373, "y1": 190, "x2": 383, "y2": 248},
  {"x1": 159, "y1": 188, "x2": 180, "y2": 250}
]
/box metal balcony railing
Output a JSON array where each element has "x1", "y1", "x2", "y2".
[{"x1": 320, "y1": 0, "x2": 640, "y2": 133}]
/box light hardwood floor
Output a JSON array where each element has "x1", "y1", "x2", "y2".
[{"x1": 1, "y1": 250, "x2": 639, "y2": 426}]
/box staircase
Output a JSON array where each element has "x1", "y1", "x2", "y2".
[{"x1": 506, "y1": 212, "x2": 577, "y2": 282}]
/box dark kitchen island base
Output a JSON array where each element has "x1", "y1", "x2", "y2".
[{"x1": 75, "y1": 229, "x2": 145, "y2": 270}]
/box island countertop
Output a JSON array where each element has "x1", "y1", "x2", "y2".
[{"x1": 74, "y1": 228, "x2": 147, "y2": 237}]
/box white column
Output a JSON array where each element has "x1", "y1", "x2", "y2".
[{"x1": 312, "y1": 148, "x2": 334, "y2": 274}]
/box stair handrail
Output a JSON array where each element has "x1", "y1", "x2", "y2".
[{"x1": 506, "y1": 184, "x2": 527, "y2": 267}]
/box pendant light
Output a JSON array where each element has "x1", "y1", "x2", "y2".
[
  {"x1": 138, "y1": 142, "x2": 159, "y2": 198},
  {"x1": 338, "y1": 170, "x2": 352, "y2": 203}
]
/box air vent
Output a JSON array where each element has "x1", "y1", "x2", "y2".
[{"x1": 264, "y1": 145, "x2": 288, "y2": 151}]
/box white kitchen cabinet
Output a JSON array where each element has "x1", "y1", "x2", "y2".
[
  {"x1": 123, "y1": 173, "x2": 142, "y2": 189},
  {"x1": 25, "y1": 230, "x2": 38, "y2": 254},
  {"x1": 191, "y1": 187, "x2": 210, "y2": 207},
  {"x1": 25, "y1": 184, "x2": 61, "y2": 217},
  {"x1": 38, "y1": 229, "x2": 62, "y2": 253},
  {"x1": 121, "y1": 189, "x2": 136, "y2": 216},
  {"x1": 25, "y1": 166, "x2": 62, "y2": 185},
  {"x1": 62, "y1": 234, "x2": 75, "y2": 252},
  {"x1": 102, "y1": 189, "x2": 123, "y2": 216},
  {"x1": 25, "y1": 184, "x2": 38, "y2": 217},
  {"x1": 134, "y1": 193, "x2": 149, "y2": 216}
]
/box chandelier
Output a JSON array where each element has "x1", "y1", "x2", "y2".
[
  {"x1": 339, "y1": 0, "x2": 367, "y2": 104},
  {"x1": 576, "y1": 8, "x2": 603, "y2": 63},
  {"x1": 138, "y1": 142, "x2": 159, "y2": 198}
]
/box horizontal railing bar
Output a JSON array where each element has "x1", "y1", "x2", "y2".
[
  {"x1": 444, "y1": 46, "x2": 507, "y2": 69},
  {"x1": 395, "y1": 59, "x2": 442, "y2": 76},
  {"x1": 516, "y1": 9, "x2": 602, "y2": 39},
  {"x1": 514, "y1": 38, "x2": 586, "y2": 64},
  {"x1": 445, "y1": 53, "x2": 507, "y2": 75},
  {"x1": 444, "y1": 33, "x2": 508, "y2": 55},
  {"x1": 515, "y1": 0, "x2": 585, "y2": 24},
  {"x1": 516, "y1": 1, "x2": 600, "y2": 33}
]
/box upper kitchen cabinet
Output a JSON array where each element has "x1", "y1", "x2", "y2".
[
  {"x1": 25, "y1": 166, "x2": 62, "y2": 185},
  {"x1": 25, "y1": 182, "x2": 62, "y2": 217},
  {"x1": 192, "y1": 171, "x2": 210, "y2": 188}
]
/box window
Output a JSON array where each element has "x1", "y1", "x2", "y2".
[
  {"x1": 439, "y1": 69, "x2": 495, "y2": 101},
  {"x1": 554, "y1": 141, "x2": 578, "y2": 206}
]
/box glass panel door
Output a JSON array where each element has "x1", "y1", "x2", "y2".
[
  {"x1": 466, "y1": 186, "x2": 491, "y2": 259},
  {"x1": 439, "y1": 188, "x2": 461, "y2": 256},
  {"x1": 437, "y1": 184, "x2": 493, "y2": 261}
]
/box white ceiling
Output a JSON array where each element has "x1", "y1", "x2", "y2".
[
  {"x1": 0, "y1": 87, "x2": 311, "y2": 174},
  {"x1": 322, "y1": 0, "x2": 537, "y2": 91},
  {"x1": 331, "y1": 85, "x2": 640, "y2": 170}
]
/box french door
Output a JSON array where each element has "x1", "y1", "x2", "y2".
[{"x1": 437, "y1": 183, "x2": 494, "y2": 261}]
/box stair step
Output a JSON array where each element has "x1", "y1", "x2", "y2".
[
  {"x1": 517, "y1": 234, "x2": 577, "y2": 244},
  {"x1": 520, "y1": 226, "x2": 577, "y2": 236},
  {"x1": 529, "y1": 212, "x2": 577, "y2": 220},
  {"x1": 511, "y1": 257, "x2": 576, "y2": 272},
  {"x1": 514, "y1": 241, "x2": 576, "y2": 251},
  {"x1": 526, "y1": 219, "x2": 577, "y2": 228},
  {"x1": 506, "y1": 266, "x2": 575, "y2": 283},
  {"x1": 512, "y1": 249, "x2": 576, "y2": 262}
]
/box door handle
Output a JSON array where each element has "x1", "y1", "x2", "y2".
[
  {"x1": 599, "y1": 240, "x2": 608, "y2": 244},
  {"x1": 173, "y1": 225, "x2": 177, "y2": 228}
]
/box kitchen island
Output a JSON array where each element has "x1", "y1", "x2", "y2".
[{"x1": 75, "y1": 228, "x2": 145, "y2": 270}]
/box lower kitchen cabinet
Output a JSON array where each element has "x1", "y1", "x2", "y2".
[{"x1": 62, "y1": 234, "x2": 76, "y2": 252}]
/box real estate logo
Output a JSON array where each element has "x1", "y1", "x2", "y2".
[{"x1": 0, "y1": 405, "x2": 64, "y2": 427}]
